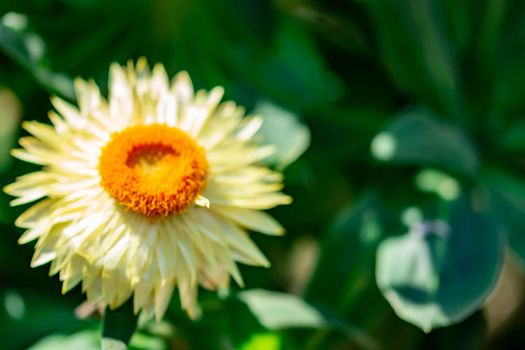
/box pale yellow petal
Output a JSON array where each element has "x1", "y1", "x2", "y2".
[{"x1": 212, "y1": 206, "x2": 284, "y2": 235}]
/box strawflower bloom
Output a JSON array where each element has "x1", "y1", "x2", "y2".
[{"x1": 4, "y1": 59, "x2": 291, "y2": 320}]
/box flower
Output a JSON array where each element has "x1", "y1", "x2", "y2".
[{"x1": 4, "y1": 58, "x2": 291, "y2": 320}]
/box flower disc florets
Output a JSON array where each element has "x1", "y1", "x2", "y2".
[{"x1": 99, "y1": 124, "x2": 208, "y2": 217}]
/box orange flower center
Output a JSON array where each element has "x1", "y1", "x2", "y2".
[{"x1": 98, "y1": 124, "x2": 208, "y2": 217}]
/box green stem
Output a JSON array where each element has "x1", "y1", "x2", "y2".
[{"x1": 102, "y1": 299, "x2": 138, "y2": 349}]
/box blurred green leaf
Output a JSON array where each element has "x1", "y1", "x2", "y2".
[
  {"x1": 366, "y1": 0, "x2": 460, "y2": 116},
  {"x1": 304, "y1": 195, "x2": 422, "y2": 349},
  {"x1": 376, "y1": 195, "x2": 504, "y2": 331},
  {"x1": 0, "y1": 288, "x2": 93, "y2": 349},
  {"x1": 371, "y1": 108, "x2": 479, "y2": 177},
  {"x1": 129, "y1": 332, "x2": 166, "y2": 350},
  {"x1": 278, "y1": 1, "x2": 373, "y2": 55},
  {"x1": 240, "y1": 332, "x2": 282, "y2": 350},
  {"x1": 102, "y1": 299, "x2": 137, "y2": 348},
  {"x1": 499, "y1": 120, "x2": 525, "y2": 153},
  {"x1": 306, "y1": 194, "x2": 383, "y2": 313},
  {"x1": 229, "y1": 19, "x2": 343, "y2": 110},
  {"x1": 437, "y1": 0, "x2": 477, "y2": 56},
  {"x1": 415, "y1": 168, "x2": 461, "y2": 202},
  {"x1": 492, "y1": 2, "x2": 525, "y2": 116},
  {"x1": 239, "y1": 289, "x2": 326, "y2": 330},
  {"x1": 280, "y1": 157, "x2": 352, "y2": 233},
  {"x1": 30, "y1": 329, "x2": 167, "y2": 350},
  {"x1": 240, "y1": 289, "x2": 379, "y2": 349},
  {"x1": 484, "y1": 169, "x2": 525, "y2": 269},
  {"x1": 254, "y1": 101, "x2": 310, "y2": 169},
  {"x1": 0, "y1": 12, "x2": 74, "y2": 100},
  {"x1": 29, "y1": 330, "x2": 99, "y2": 350}
]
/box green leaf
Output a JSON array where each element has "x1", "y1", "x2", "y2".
[
  {"x1": 304, "y1": 195, "x2": 425, "y2": 348},
  {"x1": 240, "y1": 332, "x2": 282, "y2": 350},
  {"x1": 483, "y1": 169, "x2": 525, "y2": 269},
  {"x1": 499, "y1": 120, "x2": 525, "y2": 153},
  {"x1": 239, "y1": 289, "x2": 326, "y2": 330},
  {"x1": 129, "y1": 332, "x2": 167, "y2": 350},
  {"x1": 305, "y1": 194, "x2": 383, "y2": 313},
  {"x1": 239, "y1": 289, "x2": 378, "y2": 350},
  {"x1": 102, "y1": 299, "x2": 137, "y2": 348},
  {"x1": 0, "y1": 12, "x2": 74, "y2": 100},
  {"x1": 376, "y1": 195, "x2": 504, "y2": 331},
  {"x1": 492, "y1": 2, "x2": 525, "y2": 115},
  {"x1": 29, "y1": 329, "x2": 167, "y2": 350},
  {"x1": 366, "y1": 0, "x2": 460, "y2": 116},
  {"x1": 0, "y1": 289, "x2": 93, "y2": 349},
  {"x1": 415, "y1": 168, "x2": 461, "y2": 202},
  {"x1": 29, "y1": 330, "x2": 99, "y2": 350},
  {"x1": 371, "y1": 108, "x2": 478, "y2": 177},
  {"x1": 229, "y1": 19, "x2": 343, "y2": 109},
  {"x1": 254, "y1": 101, "x2": 310, "y2": 169}
]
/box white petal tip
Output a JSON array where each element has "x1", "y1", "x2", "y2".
[
  {"x1": 18, "y1": 236, "x2": 37, "y2": 245},
  {"x1": 30, "y1": 252, "x2": 55, "y2": 268},
  {"x1": 195, "y1": 196, "x2": 210, "y2": 209}
]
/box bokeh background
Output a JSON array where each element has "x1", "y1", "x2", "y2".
[{"x1": 2, "y1": 0, "x2": 525, "y2": 349}]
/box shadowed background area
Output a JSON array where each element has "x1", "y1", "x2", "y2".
[{"x1": 1, "y1": 0, "x2": 525, "y2": 349}]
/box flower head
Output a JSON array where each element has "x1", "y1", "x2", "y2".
[{"x1": 4, "y1": 58, "x2": 291, "y2": 320}]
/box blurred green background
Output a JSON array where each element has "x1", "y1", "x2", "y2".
[{"x1": 2, "y1": 0, "x2": 525, "y2": 349}]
